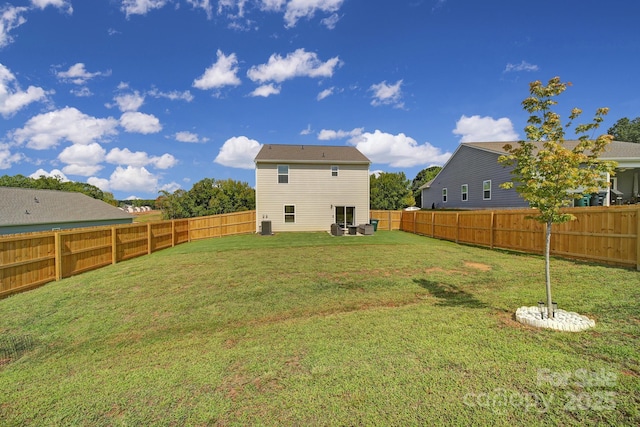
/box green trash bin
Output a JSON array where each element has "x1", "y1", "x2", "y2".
[
  {"x1": 370, "y1": 219, "x2": 379, "y2": 231},
  {"x1": 575, "y1": 195, "x2": 590, "y2": 207}
]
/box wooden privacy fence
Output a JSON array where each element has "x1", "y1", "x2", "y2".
[
  {"x1": 369, "y1": 210, "x2": 404, "y2": 231},
  {"x1": 393, "y1": 206, "x2": 640, "y2": 270},
  {"x1": 0, "y1": 210, "x2": 255, "y2": 298}
]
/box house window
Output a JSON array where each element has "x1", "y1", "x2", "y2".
[
  {"x1": 442, "y1": 188, "x2": 447, "y2": 203},
  {"x1": 284, "y1": 205, "x2": 295, "y2": 223},
  {"x1": 483, "y1": 180, "x2": 491, "y2": 200},
  {"x1": 461, "y1": 184, "x2": 468, "y2": 201},
  {"x1": 278, "y1": 165, "x2": 289, "y2": 184},
  {"x1": 331, "y1": 165, "x2": 339, "y2": 177}
]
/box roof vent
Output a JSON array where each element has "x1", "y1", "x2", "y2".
[
  {"x1": 25, "y1": 210, "x2": 30, "y2": 214},
  {"x1": 34, "y1": 197, "x2": 39, "y2": 203}
]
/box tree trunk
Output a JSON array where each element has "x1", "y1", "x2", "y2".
[{"x1": 545, "y1": 220, "x2": 553, "y2": 319}]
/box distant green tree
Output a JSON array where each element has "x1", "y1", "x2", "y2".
[
  {"x1": 158, "y1": 189, "x2": 191, "y2": 220},
  {"x1": 0, "y1": 174, "x2": 106, "y2": 201},
  {"x1": 208, "y1": 179, "x2": 256, "y2": 214},
  {"x1": 370, "y1": 172, "x2": 415, "y2": 210},
  {"x1": 158, "y1": 178, "x2": 256, "y2": 219},
  {"x1": 0, "y1": 174, "x2": 32, "y2": 187},
  {"x1": 411, "y1": 166, "x2": 442, "y2": 207},
  {"x1": 607, "y1": 117, "x2": 640, "y2": 143}
]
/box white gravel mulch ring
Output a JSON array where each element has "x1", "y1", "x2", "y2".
[{"x1": 515, "y1": 306, "x2": 596, "y2": 332}]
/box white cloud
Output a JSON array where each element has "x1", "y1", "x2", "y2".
[
  {"x1": 247, "y1": 48, "x2": 341, "y2": 84},
  {"x1": 317, "y1": 87, "x2": 333, "y2": 100},
  {"x1": 29, "y1": 168, "x2": 68, "y2": 181},
  {"x1": 214, "y1": 136, "x2": 262, "y2": 169},
  {"x1": 108, "y1": 165, "x2": 159, "y2": 192},
  {"x1": 87, "y1": 176, "x2": 110, "y2": 192},
  {"x1": 175, "y1": 131, "x2": 206, "y2": 143},
  {"x1": 453, "y1": 115, "x2": 519, "y2": 142},
  {"x1": 106, "y1": 147, "x2": 177, "y2": 169},
  {"x1": 0, "y1": 63, "x2": 49, "y2": 117},
  {"x1": 300, "y1": 124, "x2": 312, "y2": 135},
  {"x1": 58, "y1": 142, "x2": 106, "y2": 176},
  {"x1": 121, "y1": 0, "x2": 168, "y2": 17},
  {"x1": 153, "y1": 153, "x2": 177, "y2": 169},
  {"x1": 193, "y1": 50, "x2": 242, "y2": 91},
  {"x1": 0, "y1": 143, "x2": 23, "y2": 169},
  {"x1": 0, "y1": 6, "x2": 28, "y2": 48},
  {"x1": 369, "y1": 79, "x2": 404, "y2": 108},
  {"x1": 218, "y1": 0, "x2": 249, "y2": 17},
  {"x1": 159, "y1": 181, "x2": 181, "y2": 193},
  {"x1": 71, "y1": 87, "x2": 93, "y2": 97},
  {"x1": 148, "y1": 88, "x2": 194, "y2": 102},
  {"x1": 112, "y1": 90, "x2": 145, "y2": 112},
  {"x1": 280, "y1": 0, "x2": 345, "y2": 28},
  {"x1": 337, "y1": 129, "x2": 451, "y2": 168},
  {"x1": 62, "y1": 163, "x2": 104, "y2": 176},
  {"x1": 317, "y1": 127, "x2": 363, "y2": 140},
  {"x1": 186, "y1": 0, "x2": 213, "y2": 18},
  {"x1": 249, "y1": 83, "x2": 280, "y2": 97},
  {"x1": 55, "y1": 63, "x2": 110, "y2": 85},
  {"x1": 12, "y1": 107, "x2": 119, "y2": 149},
  {"x1": 30, "y1": 0, "x2": 73, "y2": 13},
  {"x1": 119, "y1": 111, "x2": 162, "y2": 134},
  {"x1": 320, "y1": 13, "x2": 340, "y2": 29},
  {"x1": 504, "y1": 60, "x2": 539, "y2": 73}
]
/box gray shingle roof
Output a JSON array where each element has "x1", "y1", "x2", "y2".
[
  {"x1": 463, "y1": 140, "x2": 640, "y2": 160},
  {"x1": 254, "y1": 144, "x2": 370, "y2": 164},
  {"x1": 0, "y1": 187, "x2": 133, "y2": 226}
]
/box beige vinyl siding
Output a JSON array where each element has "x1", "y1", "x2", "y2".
[{"x1": 256, "y1": 163, "x2": 370, "y2": 232}]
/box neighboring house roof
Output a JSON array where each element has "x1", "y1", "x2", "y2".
[
  {"x1": 462, "y1": 140, "x2": 640, "y2": 160},
  {"x1": 255, "y1": 144, "x2": 371, "y2": 164},
  {"x1": 0, "y1": 187, "x2": 133, "y2": 227}
]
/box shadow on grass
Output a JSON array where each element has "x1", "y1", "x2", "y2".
[{"x1": 414, "y1": 279, "x2": 488, "y2": 308}]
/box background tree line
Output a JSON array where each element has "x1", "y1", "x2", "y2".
[
  {"x1": 157, "y1": 178, "x2": 256, "y2": 219},
  {"x1": 0, "y1": 174, "x2": 117, "y2": 205}
]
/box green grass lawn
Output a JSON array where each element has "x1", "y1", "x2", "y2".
[{"x1": 1, "y1": 231, "x2": 638, "y2": 426}]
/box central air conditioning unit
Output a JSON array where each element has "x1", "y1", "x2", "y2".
[{"x1": 261, "y1": 220, "x2": 272, "y2": 236}]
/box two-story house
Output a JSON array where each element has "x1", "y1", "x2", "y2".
[{"x1": 254, "y1": 144, "x2": 371, "y2": 233}]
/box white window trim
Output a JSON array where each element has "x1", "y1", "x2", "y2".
[
  {"x1": 278, "y1": 165, "x2": 289, "y2": 184},
  {"x1": 483, "y1": 180, "x2": 492, "y2": 200},
  {"x1": 331, "y1": 165, "x2": 339, "y2": 177},
  {"x1": 461, "y1": 184, "x2": 468, "y2": 202},
  {"x1": 284, "y1": 204, "x2": 296, "y2": 223},
  {"x1": 442, "y1": 188, "x2": 448, "y2": 203}
]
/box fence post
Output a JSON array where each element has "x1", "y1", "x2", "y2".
[
  {"x1": 54, "y1": 231, "x2": 62, "y2": 281},
  {"x1": 171, "y1": 220, "x2": 175, "y2": 247},
  {"x1": 146, "y1": 223, "x2": 152, "y2": 255},
  {"x1": 431, "y1": 211, "x2": 435, "y2": 237},
  {"x1": 490, "y1": 211, "x2": 495, "y2": 249},
  {"x1": 456, "y1": 213, "x2": 460, "y2": 244},
  {"x1": 111, "y1": 227, "x2": 117, "y2": 265}
]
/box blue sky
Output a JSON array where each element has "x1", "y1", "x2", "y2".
[{"x1": 1, "y1": 0, "x2": 639, "y2": 200}]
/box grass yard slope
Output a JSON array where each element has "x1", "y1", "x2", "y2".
[{"x1": 0, "y1": 231, "x2": 638, "y2": 426}]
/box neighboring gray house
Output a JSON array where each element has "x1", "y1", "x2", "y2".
[
  {"x1": 421, "y1": 141, "x2": 640, "y2": 210},
  {"x1": 255, "y1": 144, "x2": 371, "y2": 232},
  {"x1": 0, "y1": 187, "x2": 133, "y2": 235}
]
